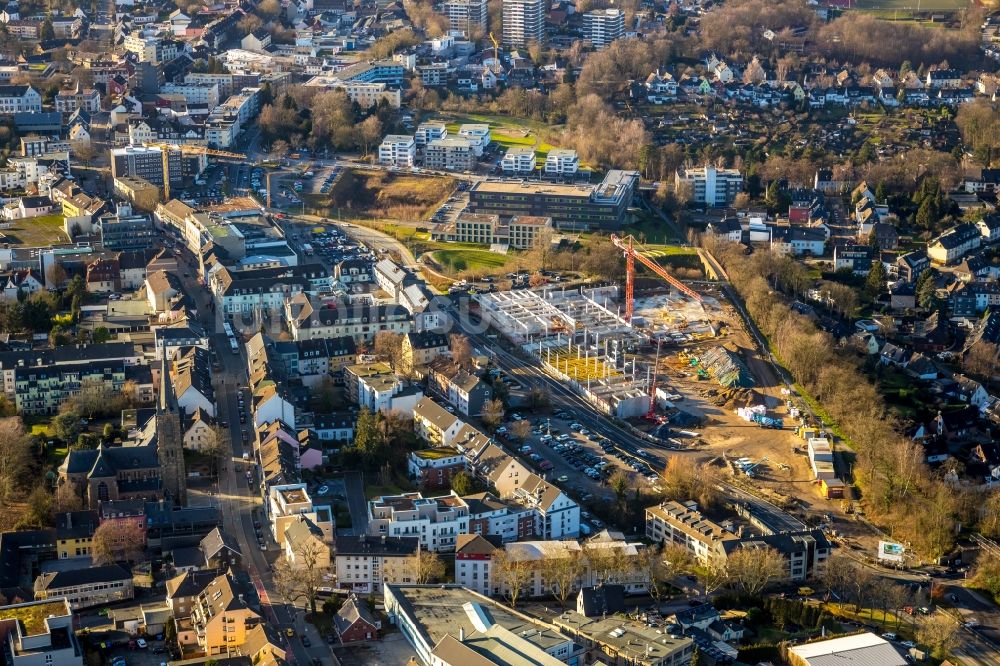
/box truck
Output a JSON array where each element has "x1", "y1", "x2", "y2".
[{"x1": 302, "y1": 243, "x2": 314, "y2": 256}]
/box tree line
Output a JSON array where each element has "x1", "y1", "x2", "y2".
[{"x1": 703, "y1": 237, "x2": 971, "y2": 559}]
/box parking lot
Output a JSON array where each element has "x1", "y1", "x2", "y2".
[
  {"x1": 493, "y1": 401, "x2": 663, "y2": 533},
  {"x1": 106, "y1": 637, "x2": 172, "y2": 666}
]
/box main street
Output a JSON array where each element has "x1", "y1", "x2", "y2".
[{"x1": 171, "y1": 244, "x2": 329, "y2": 666}]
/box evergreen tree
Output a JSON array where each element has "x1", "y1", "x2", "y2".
[
  {"x1": 40, "y1": 16, "x2": 54, "y2": 42},
  {"x1": 866, "y1": 259, "x2": 887, "y2": 299}
]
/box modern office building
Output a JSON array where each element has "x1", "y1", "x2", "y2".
[
  {"x1": 675, "y1": 165, "x2": 743, "y2": 207},
  {"x1": 582, "y1": 8, "x2": 624, "y2": 48},
  {"x1": 502, "y1": 0, "x2": 545, "y2": 47},
  {"x1": 467, "y1": 170, "x2": 638, "y2": 230},
  {"x1": 110, "y1": 145, "x2": 180, "y2": 189}
]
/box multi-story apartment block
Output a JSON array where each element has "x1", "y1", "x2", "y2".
[
  {"x1": 0, "y1": 343, "x2": 140, "y2": 400},
  {"x1": 424, "y1": 137, "x2": 475, "y2": 171},
  {"x1": 378, "y1": 135, "x2": 416, "y2": 167},
  {"x1": 675, "y1": 165, "x2": 743, "y2": 207},
  {"x1": 440, "y1": 213, "x2": 553, "y2": 249},
  {"x1": 368, "y1": 492, "x2": 470, "y2": 552},
  {"x1": 267, "y1": 484, "x2": 332, "y2": 547},
  {"x1": 284, "y1": 295, "x2": 412, "y2": 342},
  {"x1": 185, "y1": 573, "x2": 260, "y2": 657},
  {"x1": 454, "y1": 537, "x2": 649, "y2": 599},
  {"x1": 415, "y1": 122, "x2": 447, "y2": 148},
  {"x1": 407, "y1": 448, "x2": 467, "y2": 489},
  {"x1": 333, "y1": 535, "x2": 419, "y2": 594},
  {"x1": 0, "y1": 85, "x2": 42, "y2": 114},
  {"x1": 501, "y1": 147, "x2": 536, "y2": 174},
  {"x1": 457, "y1": 124, "x2": 491, "y2": 156},
  {"x1": 511, "y1": 474, "x2": 580, "y2": 539},
  {"x1": 443, "y1": 0, "x2": 488, "y2": 35},
  {"x1": 412, "y1": 397, "x2": 464, "y2": 447},
  {"x1": 927, "y1": 222, "x2": 982, "y2": 265},
  {"x1": 161, "y1": 83, "x2": 221, "y2": 108},
  {"x1": 544, "y1": 149, "x2": 580, "y2": 176},
  {"x1": 54, "y1": 85, "x2": 101, "y2": 114},
  {"x1": 645, "y1": 500, "x2": 831, "y2": 582},
  {"x1": 0, "y1": 598, "x2": 82, "y2": 666},
  {"x1": 583, "y1": 8, "x2": 624, "y2": 48},
  {"x1": 110, "y1": 146, "x2": 180, "y2": 189},
  {"x1": 96, "y1": 212, "x2": 157, "y2": 252},
  {"x1": 502, "y1": 0, "x2": 545, "y2": 47},
  {"x1": 14, "y1": 359, "x2": 127, "y2": 415}
]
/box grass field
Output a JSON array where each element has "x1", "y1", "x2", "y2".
[
  {"x1": 850, "y1": 0, "x2": 968, "y2": 13},
  {"x1": 432, "y1": 248, "x2": 512, "y2": 273},
  {"x1": 439, "y1": 113, "x2": 563, "y2": 162},
  {"x1": 0, "y1": 214, "x2": 68, "y2": 246}
]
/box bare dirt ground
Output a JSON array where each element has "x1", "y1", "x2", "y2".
[{"x1": 634, "y1": 287, "x2": 876, "y2": 544}]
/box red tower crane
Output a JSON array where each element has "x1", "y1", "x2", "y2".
[
  {"x1": 646, "y1": 337, "x2": 663, "y2": 420},
  {"x1": 610, "y1": 234, "x2": 702, "y2": 322}
]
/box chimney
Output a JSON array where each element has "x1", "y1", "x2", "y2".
[{"x1": 459, "y1": 627, "x2": 464, "y2": 642}]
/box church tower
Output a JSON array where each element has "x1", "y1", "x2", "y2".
[{"x1": 157, "y1": 358, "x2": 187, "y2": 506}]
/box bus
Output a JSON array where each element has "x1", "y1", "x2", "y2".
[{"x1": 222, "y1": 322, "x2": 239, "y2": 355}]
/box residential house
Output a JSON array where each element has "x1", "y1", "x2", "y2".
[
  {"x1": 333, "y1": 595, "x2": 380, "y2": 643},
  {"x1": 333, "y1": 535, "x2": 419, "y2": 594},
  {"x1": 427, "y1": 360, "x2": 492, "y2": 416},
  {"x1": 367, "y1": 492, "x2": 470, "y2": 552}
]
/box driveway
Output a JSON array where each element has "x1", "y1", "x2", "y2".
[{"x1": 343, "y1": 471, "x2": 368, "y2": 536}]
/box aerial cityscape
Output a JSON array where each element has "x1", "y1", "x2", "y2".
[{"x1": 0, "y1": 0, "x2": 998, "y2": 664}]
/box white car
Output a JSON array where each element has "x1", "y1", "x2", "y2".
[{"x1": 136, "y1": 639, "x2": 147, "y2": 649}]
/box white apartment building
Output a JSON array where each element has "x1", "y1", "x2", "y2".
[
  {"x1": 443, "y1": 0, "x2": 488, "y2": 34},
  {"x1": 675, "y1": 164, "x2": 743, "y2": 207},
  {"x1": 0, "y1": 85, "x2": 42, "y2": 114},
  {"x1": 0, "y1": 598, "x2": 82, "y2": 666},
  {"x1": 424, "y1": 137, "x2": 475, "y2": 171},
  {"x1": 544, "y1": 148, "x2": 579, "y2": 176},
  {"x1": 267, "y1": 483, "x2": 332, "y2": 547},
  {"x1": 501, "y1": 147, "x2": 536, "y2": 174},
  {"x1": 511, "y1": 474, "x2": 580, "y2": 539},
  {"x1": 415, "y1": 122, "x2": 448, "y2": 147},
  {"x1": 458, "y1": 124, "x2": 491, "y2": 156},
  {"x1": 502, "y1": 0, "x2": 545, "y2": 47},
  {"x1": 378, "y1": 135, "x2": 417, "y2": 167},
  {"x1": 455, "y1": 538, "x2": 650, "y2": 598},
  {"x1": 583, "y1": 8, "x2": 624, "y2": 48},
  {"x1": 161, "y1": 83, "x2": 221, "y2": 108},
  {"x1": 368, "y1": 492, "x2": 470, "y2": 552}
]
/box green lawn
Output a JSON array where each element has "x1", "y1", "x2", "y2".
[
  {"x1": 0, "y1": 214, "x2": 68, "y2": 246},
  {"x1": 432, "y1": 249, "x2": 512, "y2": 274},
  {"x1": 440, "y1": 114, "x2": 561, "y2": 162},
  {"x1": 852, "y1": 0, "x2": 967, "y2": 11}
]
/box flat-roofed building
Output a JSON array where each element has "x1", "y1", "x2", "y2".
[
  {"x1": 383, "y1": 585, "x2": 579, "y2": 666},
  {"x1": 467, "y1": 170, "x2": 637, "y2": 230},
  {"x1": 368, "y1": 491, "x2": 470, "y2": 552},
  {"x1": 0, "y1": 598, "x2": 82, "y2": 666},
  {"x1": 378, "y1": 135, "x2": 416, "y2": 167},
  {"x1": 425, "y1": 137, "x2": 475, "y2": 171}
]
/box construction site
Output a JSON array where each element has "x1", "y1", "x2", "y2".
[{"x1": 475, "y1": 238, "x2": 859, "y2": 526}]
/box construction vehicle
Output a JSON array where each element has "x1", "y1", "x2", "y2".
[
  {"x1": 144, "y1": 143, "x2": 245, "y2": 200},
  {"x1": 610, "y1": 234, "x2": 702, "y2": 322},
  {"x1": 751, "y1": 413, "x2": 783, "y2": 429},
  {"x1": 742, "y1": 456, "x2": 768, "y2": 478}
]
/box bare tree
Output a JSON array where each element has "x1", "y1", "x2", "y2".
[
  {"x1": 449, "y1": 334, "x2": 472, "y2": 369},
  {"x1": 0, "y1": 418, "x2": 32, "y2": 505},
  {"x1": 696, "y1": 559, "x2": 729, "y2": 598},
  {"x1": 373, "y1": 331, "x2": 404, "y2": 370},
  {"x1": 413, "y1": 548, "x2": 446, "y2": 584},
  {"x1": 639, "y1": 544, "x2": 694, "y2": 605},
  {"x1": 541, "y1": 549, "x2": 585, "y2": 607},
  {"x1": 662, "y1": 457, "x2": 720, "y2": 510},
  {"x1": 358, "y1": 116, "x2": 384, "y2": 158},
  {"x1": 92, "y1": 521, "x2": 146, "y2": 565},
  {"x1": 492, "y1": 549, "x2": 533, "y2": 608},
  {"x1": 510, "y1": 420, "x2": 532, "y2": 441},
  {"x1": 724, "y1": 547, "x2": 785, "y2": 596},
  {"x1": 272, "y1": 537, "x2": 331, "y2": 614},
  {"x1": 585, "y1": 543, "x2": 631, "y2": 586},
  {"x1": 53, "y1": 479, "x2": 85, "y2": 514},
  {"x1": 964, "y1": 341, "x2": 1000, "y2": 381},
  {"x1": 480, "y1": 399, "x2": 505, "y2": 433},
  {"x1": 916, "y1": 613, "x2": 960, "y2": 659}
]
